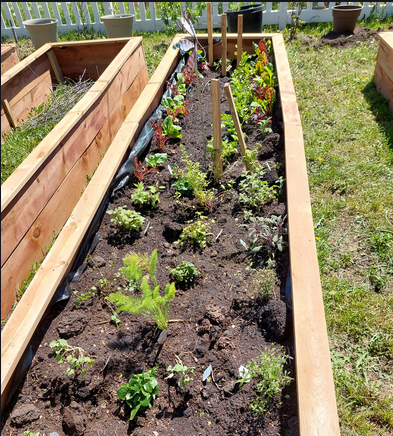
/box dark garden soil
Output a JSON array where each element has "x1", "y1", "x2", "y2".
[
  {"x1": 2, "y1": 68, "x2": 299, "y2": 436},
  {"x1": 300, "y1": 23, "x2": 393, "y2": 50}
]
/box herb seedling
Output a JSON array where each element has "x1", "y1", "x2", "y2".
[
  {"x1": 117, "y1": 367, "x2": 159, "y2": 420},
  {"x1": 249, "y1": 265, "x2": 279, "y2": 300},
  {"x1": 177, "y1": 212, "x2": 213, "y2": 249},
  {"x1": 169, "y1": 261, "x2": 199, "y2": 283},
  {"x1": 74, "y1": 288, "x2": 95, "y2": 306},
  {"x1": 237, "y1": 346, "x2": 292, "y2": 414},
  {"x1": 131, "y1": 182, "x2": 163, "y2": 208},
  {"x1": 247, "y1": 215, "x2": 288, "y2": 256},
  {"x1": 166, "y1": 355, "x2": 196, "y2": 389},
  {"x1": 107, "y1": 250, "x2": 176, "y2": 330},
  {"x1": 49, "y1": 339, "x2": 94, "y2": 378},
  {"x1": 107, "y1": 206, "x2": 145, "y2": 232}
]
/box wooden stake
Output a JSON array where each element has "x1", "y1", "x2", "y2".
[
  {"x1": 211, "y1": 79, "x2": 223, "y2": 180},
  {"x1": 224, "y1": 83, "x2": 249, "y2": 171},
  {"x1": 207, "y1": 2, "x2": 213, "y2": 65},
  {"x1": 2, "y1": 99, "x2": 17, "y2": 128},
  {"x1": 46, "y1": 49, "x2": 64, "y2": 83},
  {"x1": 221, "y1": 13, "x2": 227, "y2": 76},
  {"x1": 237, "y1": 14, "x2": 243, "y2": 66}
]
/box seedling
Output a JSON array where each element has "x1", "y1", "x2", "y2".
[
  {"x1": 166, "y1": 355, "x2": 195, "y2": 389},
  {"x1": 248, "y1": 215, "x2": 288, "y2": 257},
  {"x1": 111, "y1": 312, "x2": 121, "y2": 327},
  {"x1": 162, "y1": 115, "x2": 182, "y2": 139},
  {"x1": 250, "y1": 265, "x2": 279, "y2": 300},
  {"x1": 151, "y1": 120, "x2": 171, "y2": 151},
  {"x1": 73, "y1": 288, "x2": 95, "y2": 306},
  {"x1": 162, "y1": 94, "x2": 189, "y2": 120},
  {"x1": 131, "y1": 182, "x2": 163, "y2": 208},
  {"x1": 146, "y1": 153, "x2": 168, "y2": 168},
  {"x1": 49, "y1": 339, "x2": 94, "y2": 378},
  {"x1": 237, "y1": 346, "x2": 292, "y2": 413},
  {"x1": 177, "y1": 213, "x2": 213, "y2": 249},
  {"x1": 117, "y1": 367, "x2": 159, "y2": 420},
  {"x1": 133, "y1": 155, "x2": 159, "y2": 181},
  {"x1": 107, "y1": 250, "x2": 176, "y2": 330},
  {"x1": 169, "y1": 261, "x2": 199, "y2": 283},
  {"x1": 172, "y1": 177, "x2": 194, "y2": 199},
  {"x1": 107, "y1": 206, "x2": 145, "y2": 232}
]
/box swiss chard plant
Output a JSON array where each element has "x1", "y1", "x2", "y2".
[
  {"x1": 162, "y1": 94, "x2": 189, "y2": 120},
  {"x1": 117, "y1": 367, "x2": 159, "y2": 420},
  {"x1": 107, "y1": 249, "x2": 176, "y2": 330}
]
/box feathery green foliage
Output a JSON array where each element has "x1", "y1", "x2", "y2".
[{"x1": 107, "y1": 250, "x2": 176, "y2": 330}]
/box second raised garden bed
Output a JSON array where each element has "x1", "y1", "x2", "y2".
[{"x1": 1, "y1": 33, "x2": 339, "y2": 435}]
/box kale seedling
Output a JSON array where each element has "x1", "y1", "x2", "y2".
[
  {"x1": 49, "y1": 339, "x2": 94, "y2": 378},
  {"x1": 107, "y1": 206, "x2": 145, "y2": 232},
  {"x1": 107, "y1": 249, "x2": 176, "y2": 330},
  {"x1": 166, "y1": 355, "x2": 195, "y2": 389},
  {"x1": 169, "y1": 261, "x2": 199, "y2": 283},
  {"x1": 131, "y1": 182, "x2": 163, "y2": 208},
  {"x1": 237, "y1": 346, "x2": 292, "y2": 414},
  {"x1": 117, "y1": 367, "x2": 159, "y2": 420}
]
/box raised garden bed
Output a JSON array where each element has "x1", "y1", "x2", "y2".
[
  {"x1": 374, "y1": 31, "x2": 393, "y2": 111},
  {"x1": 1, "y1": 33, "x2": 339, "y2": 435},
  {"x1": 1, "y1": 44, "x2": 18, "y2": 75},
  {"x1": 1, "y1": 37, "x2": 149, "y2": 320}
]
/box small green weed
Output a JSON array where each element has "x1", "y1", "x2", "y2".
[
  {"x1": 107, "y1": 206, "x2": 145, "y2": 232},
  {"x1": 73, "y1": 288, "x2": 95, "y2": 306},
  {"x1": 49, "y1": 339, "x2": 94, "y2": 378},
  {"x1": 250, "y1": 266, "x2": 279, "y2": 300},
  {"x1": 117, "y1": 367, "x2": 159, "y2": 420}
]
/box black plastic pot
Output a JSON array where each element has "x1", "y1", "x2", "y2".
[{"x1": 226, "y1": 4, "x2": 264, "y2": 33}]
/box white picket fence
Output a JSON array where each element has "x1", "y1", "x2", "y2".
[{"x1": 1, "y1": 2, "x2": 392, "y2": 38}]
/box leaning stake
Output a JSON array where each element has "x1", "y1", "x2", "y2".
[
  {"x1": 224, "y1": 83, "x2": 249, "y2": 171},
  {"x1": 211, "y1": 79, "x2": 223, "y2": 180}
]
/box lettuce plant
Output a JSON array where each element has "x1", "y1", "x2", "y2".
[{"x1": 162, "y1": 115, "x2": 182, "y2": 139}]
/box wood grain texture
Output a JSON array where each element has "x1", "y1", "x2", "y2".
[
  {"x1": 221, "y1": 14, "x2": 227, "y2": 76},
  {"x1": 46, "y1": 50, "x2": 64, "y2": 83},
  {"x1": 237, "y1": 15, "x2": 243, "y2": 66},
  {"x1": 1, "y1": 41, "x2": 144, "y2": 272},
  {"x1": 377, "y1": 36, "x2": 393, "y2": 84},
  {"x1": 374, "y1": 61, "x2": 393, "y2": 111},
  {"x1": 2, "y1": 99, "x2": 16, "y2": 128},
  {"x1": 207, "y1": 3, "x2": 214, "y2": 65},
  {"x1": 1, "y1": 38, "x2": 177, "y2": 402},
  {"x1": 0, "y1": 61, "x2": 149, "y2": 319},
  {"x1": 1, "y1": 44, "x2": 18, "y2": 75},
  {"x1": 211, "y1": 79, "x2": 223, "y2": 179},
  {"x1": 272, "y1": 33, "x2": 340, "y2": 435}
]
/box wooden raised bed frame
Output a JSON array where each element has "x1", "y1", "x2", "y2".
[
  {"x1": 1, "y1": 37, "x2": 149, "y2": 320},
  {"x1": 1, "y1": 44, "x2": 19, "y2": 75},
  {"x1": 374, "y1": 32, "x2": 393, "y2": 111},
  {"x1": 1, "y1": 34, "x2": 340, "y2": 435}
]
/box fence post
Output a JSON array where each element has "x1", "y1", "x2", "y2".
[{"x1": 278, "y1": 2, "x2": 288, "y2": 31}]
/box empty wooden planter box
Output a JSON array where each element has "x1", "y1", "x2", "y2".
[
  {"x1": 374, "y1": 31, "x2": 393, "y2": 111},
  {"x1": 1, "y1": 34, "x2": 340, "y2": 435},
  {"x1": 1, "y1": 37, "x2": 149, "y2": 321}
]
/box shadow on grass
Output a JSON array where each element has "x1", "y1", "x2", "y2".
[{"x1": 361, "y1": 81, "x2": 393, "y2": 155}]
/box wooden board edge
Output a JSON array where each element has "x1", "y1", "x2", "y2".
[
  {"x1": 1, "y1": 39, "x2": 143, "y2": 214},
  {"x1": 50, "y1": 37, "x2": 142, "y2": 48}
]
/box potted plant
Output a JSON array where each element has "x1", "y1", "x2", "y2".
[
  {"x1": 101, "y1": 13, "x2": 135, "y2": 38},
  {"x1": 22, "y1": 18, "x2": 58, "y2": 49},
  {"x1": 331, "y1": 4, "x2": 363, "y2": 33},
  {"x1": 226, "y1": 4, "x2": 265, "y2": 33}
]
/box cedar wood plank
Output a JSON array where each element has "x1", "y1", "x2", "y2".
[
  {"x1": 1, "y1": 66, "x2": 149, "y2": 319},
  {"x1": 1, "y1": 38, "x2": 181, "y2": 404},
  {"x1": 374, "y1": 62, "x2": 393, "y2": 111},
  {"x1": 1, "y1": 45, "x2": 19, "y2": 75},
  {"x1": 1, "y1": 39, "x2": 143, "y2": 267},
  {"x1": 272, "y1": 34, "x2": 340, "y2": 435},
  {"x1": 377, "y1": 36, "x2": 393, "y2": 84}
]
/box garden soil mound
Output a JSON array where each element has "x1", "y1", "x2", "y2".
[{"x1": 2, "y1": 69, "x2": 299, "y2": 436}]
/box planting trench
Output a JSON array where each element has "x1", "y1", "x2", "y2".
[{"x1": 1, "y1": 57, "x2": 300, "y2": 435}]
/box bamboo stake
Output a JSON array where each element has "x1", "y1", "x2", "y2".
[
  {"x1": 211, "y1": 79, "x2": 223, "y2": 180},
  {"x1": 207, "y1": 2, "x2": 213, "y2": 65},
  {"x1": 237, "y1": 14, "x2": 243, "y2": 66},
  {"x1": 221, "y1": 13, "x2": 227, "y2": 76},
  {"x1": 2, "y1": 99, "x2": 17, "y2": 128},
  {"x1": 224, "y1": 83, "x2": 250, "y2": 171}
]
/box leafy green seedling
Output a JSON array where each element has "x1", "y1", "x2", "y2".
[
  {"x1": 111, "y1": 312, "x2": 121, "y2": 327},
  {"x1": 146, "y1": 153, "x2": 168, "y2": 168},
  {"x1": 166, "y1": 355, "x2": 195, "y2": 389},
  {"x1": 177, "y1": 213, "x2": 213, "y2": 249},
  {"x1": 162, "y1": 115, "x2": 182, "y2": 139},
  {"x1": 74, "y1": 288, "x2": 95, "y2": 306},
  {"x1": 131, "y1": 182, "x2": 164, "y2": 208},
  {"x1": 169, "y1": 261, "x2": 199, "y2": 283},
  {"x1": 117, "y1": 367, "x2": 159, "y2": 420},
  {"x1": 107, "y1": 206, "x2": 145, "y2": 232},
  {"x1": 49, "y1": 339, "x2": 94, "y2": 378},
  {"x1": 173, "y1": 178, "x2": 194, "y2": 199}
]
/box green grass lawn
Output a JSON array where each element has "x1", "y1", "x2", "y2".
[{"x1": 1, "y1": 12, "x2": 393, "y2": 434}]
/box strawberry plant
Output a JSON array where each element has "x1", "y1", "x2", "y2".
[{"x1": 117, "y1": 367, "x2": 159, "y2": 420}]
